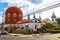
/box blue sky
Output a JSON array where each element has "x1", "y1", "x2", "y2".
[
  {"x1": 27, "y1": 0, "x2": 42, "y2": 4},
  {"x1": 0, "y1": 0, "x2": 60, "y2": 23},
  {"x1": 0, "y1": 2, "x2": 8, "y2": 10}
]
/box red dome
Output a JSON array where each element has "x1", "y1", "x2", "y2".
[
  {"x1": 5, "y1": 6, "x2": 23, "y2": 24},
  {"x1": 5, "y1": 6, "x2": 22, "y2": 14}
]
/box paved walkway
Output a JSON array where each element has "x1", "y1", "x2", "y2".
[
  {"x1": 0, "y1": 33, "x2": 60, "y2": 40},
  {"x1": 8, "y1": 33, "x2": 50, "y2": 37}
]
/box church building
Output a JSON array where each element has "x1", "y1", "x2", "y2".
[{"x1": 4, "y1": 6, "x2": 41, "y2": 32}]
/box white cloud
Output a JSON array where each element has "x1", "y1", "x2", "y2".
[
  {"x1": 5, "y1": 0, "x2": 35, "y2": 16},
  {"x1": 39, "y1": 6, "x2": 60, "y2": 20},
  {"x1": 41, "y1": 9, "x2": 53, "y2": 19},
  {"x1": 0, "y1": 0, "x2": 60, "y2": 20},
  {"x1": 0, "y1": 0, "x2": 59, "y2": 15},
  {"x1": 54, "y1": 7, "x2": 60, "y2": 17}
]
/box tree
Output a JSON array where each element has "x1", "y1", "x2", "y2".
[
  {"x1": 4, "y1": 26, "x2": 9, "y2": 31},
  {"x1": 55, "y1": 24, "x2": 60, "y2": 30},
  {"x1": 42, "y1": 23, "x2": 56, "y2": 30},
  {"x1": 56, "y1": 18, "x2": 60, "y2": 24}
]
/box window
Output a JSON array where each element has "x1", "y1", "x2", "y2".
[
  {"x1": 8, "y1": 13, "x2": 10, "y2": 17},
  {"x1": 35, "y1": 25, "x2": 37, "y2": 29},
  {"x1": 14, "y1": 13, "x2": 16, "y2": 17},
  {"x1": 19, "y1": 14, "x2": 22, "y2": 18}
]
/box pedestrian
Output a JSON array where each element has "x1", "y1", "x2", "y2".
[{"x1": 39, "y1": 28, "x2": 43, "y2": 36}]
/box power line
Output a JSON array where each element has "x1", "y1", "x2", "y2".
[{"x1": 23, "y1": 2, "x2": 60, "y2": 17}]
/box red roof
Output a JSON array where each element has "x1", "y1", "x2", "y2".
[{"x1": 17, "y1": 19, "x2": 31, "y2": 23}]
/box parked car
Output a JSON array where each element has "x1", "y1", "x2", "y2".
[{"x1": 0, "y1": 30, "x2": 8, "y2": 35}]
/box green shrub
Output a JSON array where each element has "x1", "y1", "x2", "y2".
[
  {"x1": 48, "y1": 30, "x2": 60, "y2": 33},
  {"x1": 4, "y1": 26, "x2": 9, "y2": 31},
  {"x1": 55, "y1": 24, "x2": 60, "y2": 30},
  {"x1": 15, "y1": 30, "x2": 21, "y2": 33},
  {"x1": 42, "y1": 23, "x2": 56, "y2": 30},
  {"x1": 4, "y1": 26, "x2": 9, "y2": 29}
]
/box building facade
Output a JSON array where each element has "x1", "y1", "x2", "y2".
[{"x1": 3, "y1": 6, "x2": 42, "y2": 32}]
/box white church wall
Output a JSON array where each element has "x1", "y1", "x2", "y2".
[
  {"x1": 3, "y1": 23, "x2": 41, "y2": 31},
  {"x1": 3, "y1": 24, "x2": 10, "y2": 27},
  {"x1": 18, "y1": 22, "x2": 41, "y2": 30}
]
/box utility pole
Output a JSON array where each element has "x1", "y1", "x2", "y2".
[{"x1": 1, "y1": 10, "x2": 4, "y2": 30}]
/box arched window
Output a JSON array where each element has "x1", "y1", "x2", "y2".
[
  {"x1": 19, "y1": 14, "x2": 21, "y2": 18},
  {"x1": 14, "y1": 13, "x2": 16, "y2": 17},
  {"x1": 8, "y1": 13, "x2": 10, "y2": 17}
]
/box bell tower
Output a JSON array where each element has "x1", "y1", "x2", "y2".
[{"x1": 51, "y1": 11, "x2": 57, "y2": 23}]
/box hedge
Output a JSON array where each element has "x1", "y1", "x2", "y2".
[{"x1": 48, "y1": 30, "x2": 60, "y2": 33}]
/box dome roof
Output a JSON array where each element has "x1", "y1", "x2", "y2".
[
  {"x1": 5, "y1": 6, "x2": 22, "y2": 14},
  {"x1": 5, "y1": 6, "x2": 23, "y2": 24}
]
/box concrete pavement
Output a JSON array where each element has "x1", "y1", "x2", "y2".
[
  {"x1": 8, "y1": 33, "x2": 50, "y2": 37},
  {"x1": 0, "y1": 33, "x2": 60, "y2": 40}
]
